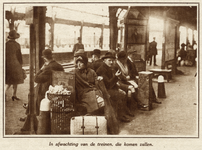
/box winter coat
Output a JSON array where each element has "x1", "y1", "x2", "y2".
[
  {"x1": 34, "y1": 60, "x2": 64, "y2": 115},
  {"x1": 96, "y1": 63, "x2": 119, "y2": 90},
  {"x1": 149, "y1": 41, "x2": 158, "y2": 55},
  {"x1": 6, "y1": 39, "x2": 24, "y2": 84},
  {"x1": 89, "y1": 59, "x2": 103, "y2": 72}
]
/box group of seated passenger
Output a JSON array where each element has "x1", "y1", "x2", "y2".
[
  {"x1": 73, "y1": 48, "x2": 161, "y2": 124},
  {"x1": 22, "y1": 48, "x2": 161, "y2": 134}
]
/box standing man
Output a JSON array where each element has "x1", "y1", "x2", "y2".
[
  {"x1": 149, "y1": 37, "x2": 158, "y2": 66},
  {"x1": 72, "y1": 37, "x2": 84, "y2": 54}
]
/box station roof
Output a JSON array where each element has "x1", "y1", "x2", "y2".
[{"x1": 4, "y1": 4, "x2": 197, "y2": 30}]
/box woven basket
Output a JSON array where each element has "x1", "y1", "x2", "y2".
[
  {"x1": 47, "y1": 93, "x2": 70, "y2": 102},
  {"x1": 47, "y1": 93, "x2": 74, "y2": 134}
]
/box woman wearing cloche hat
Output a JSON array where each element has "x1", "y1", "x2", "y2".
[{"x1": 5, "y1": 30, "x2": 24, "y2": 101}]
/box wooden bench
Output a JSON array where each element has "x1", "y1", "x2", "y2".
[{"x1": 149, "y1": 69, "x2": 172, "y2": 82}]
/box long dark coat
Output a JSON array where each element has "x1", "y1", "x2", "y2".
[
  {"x1": 96, "y1": 63, "x2": 126, "y2": 117},
  {"x1": 149, "y1": 41, "x2": 158, "y2": 55},
  {"x1": 89, "y1": 59, "x2": 103, "y2": 72},
  {"x1": 6, "y1": 39, "x2": 24, "y2": 84},
  {"x1": 27, "y1": 60, "x2": 64, "y2": 116}
]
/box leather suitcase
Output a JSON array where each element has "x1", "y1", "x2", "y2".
[
  {"x1": 70, "y1": 116, "x2": 107, "y2": 135},
  {"x1": 138, "y1": 71, "x2": 153, "y2": 111}
]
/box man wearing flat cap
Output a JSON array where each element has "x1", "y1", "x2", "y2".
[
  {"x1": 96, "y1": 52, "x2": 131, "y2": 122},
  {"x1": 72, "y1": 37, "x2": 84, "y2": 54}
]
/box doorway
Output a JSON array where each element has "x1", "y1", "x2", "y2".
[{"x1": 148, "y1": 17, "x2": 164, "y2": 67}]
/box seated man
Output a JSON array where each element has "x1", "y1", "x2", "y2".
[
  {"x1": 22, "y1": 49, "x2": 64, "y2": 131},
  {"x1": 74, "y1": 55, "x2": 104, "y2": 115},
  {"x1": 96, "y1": 52, "x2": 133, "y2": 122},
  {"x1": 29, "y1": 49, "x2": 64, "y2": 115},
  {"x1": 89, "y1": 49, "x2": 103, "y2": 72}
]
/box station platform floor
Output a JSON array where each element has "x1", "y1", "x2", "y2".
[{"x1": 4, "y1": 61, "x2": 198, "y2": 136}]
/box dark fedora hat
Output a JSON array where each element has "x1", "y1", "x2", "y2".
[
  {"x1": 92, "y1": 49, "x2": 101, "y2": 56},
  {"x1": 7, "y1": 30, "x2": 20, "y2": 39},
  {"x1": 42, "y1": 49, "x2": 52, "y2": 59},
  {"x1": 117, "y1": 51, "x2": 127, "y2": 60},
  {"x1": 101, "y1": 52, "x2": 116, "y2": 60}
]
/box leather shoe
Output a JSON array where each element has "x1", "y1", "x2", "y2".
[
  {"x1": 137, "y1": 103, "x2": 148, "y2": 109},
  {"x1": 119, "y1": 116, "x2": 130, "y2": 122},
  {"x1": 152, "y1": 99, "x2": 162, "y2": 104}
]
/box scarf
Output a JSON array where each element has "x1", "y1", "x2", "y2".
[{"x1": 116, "y1": 60, "x2": 129, "y2": 77}]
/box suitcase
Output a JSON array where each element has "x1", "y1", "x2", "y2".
[
  {"x1": 70, "y1": 116, "x2": 107, "y2": 135},
  {"x1": 138, "y1": 71, "x2": 153, "y2": 111}
]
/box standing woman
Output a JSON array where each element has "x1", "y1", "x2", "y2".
[{"x1": 5, "y1": 30, "x2": 24, "y2": 101}]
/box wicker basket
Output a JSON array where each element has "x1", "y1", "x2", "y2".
[{"x1": 47, "y1": 93, "x2": 74, "y2": 134}]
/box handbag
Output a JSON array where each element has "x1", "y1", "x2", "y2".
[{"x1": 22, "y1": 69, "x2": 27, "y2": 79}]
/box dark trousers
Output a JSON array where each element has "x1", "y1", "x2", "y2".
[
  {"x1": 108, "y1": 89, "x2": 128, "y2": 118},
  {"x1": 150, "y1": 55, "x2": 156, "y2": 65}
]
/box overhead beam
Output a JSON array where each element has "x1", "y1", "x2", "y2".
[{"x1": 11, "y1": 12, "x2": 109, "y2": 29}]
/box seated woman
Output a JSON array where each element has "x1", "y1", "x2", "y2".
[
  {"x1": 116, "y1": 51, "x2": 148, "y2": 111},
  {"x1": 116, "y1": 51, "x2": 161, "y2": 111},
  {"x1": 74, "y1": 55, "x2": 104, "y2": 115}
]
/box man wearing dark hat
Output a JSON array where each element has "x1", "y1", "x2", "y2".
[
  {"x1": 89, "y1": 49, "x2": 103, "y2": 71},
  {"x1": 72, "y1": 37, "x2": 84, "y2": 54},
  {"x1": 22, "y1": 49, "x2": 64, "y2": 131},
  {"x1": 26, "y1": 49, "x2": 64, "y2": 116},
  {"x1": 96, "y1": 52, "x2": 131, "y2": 122},
  {"x1": 149, "y1": 37, "x2": 158, "y2": 66}
]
